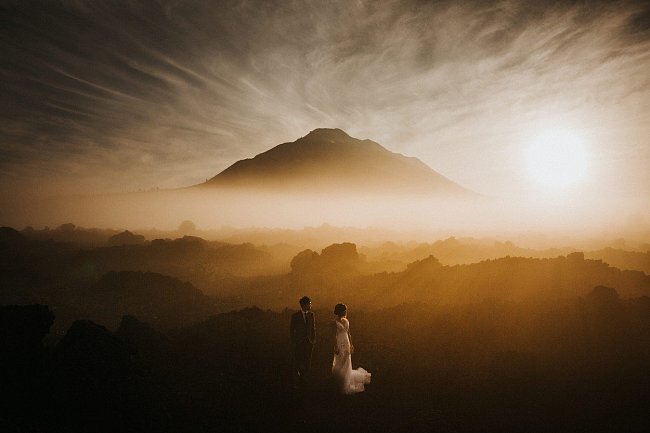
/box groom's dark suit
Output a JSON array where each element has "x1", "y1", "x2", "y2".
[{"x1": 290, "y1": 310, "x2": 316, "y2": 383}]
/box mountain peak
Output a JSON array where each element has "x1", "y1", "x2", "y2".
[
  {"x1": 304, "y1": 128, "x2": 351, "y2": 140},
  {"x1": 201, "y1": 129, "x2": 473, "y2": 196}
]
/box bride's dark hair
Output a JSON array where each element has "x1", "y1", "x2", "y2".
[{"x1": 334, "y1": 303, "x2": 347, "y2": 316}]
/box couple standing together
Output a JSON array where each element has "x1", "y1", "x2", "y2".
[{"x1": 290, "y1": 296, "x2": 371, "y2": 394}]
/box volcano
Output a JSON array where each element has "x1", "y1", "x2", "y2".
[{"x1": 199, "y1": 128, "x2": 473, "y2": 196}]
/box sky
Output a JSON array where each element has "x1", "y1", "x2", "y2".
[{"x1": 1, "y1": 0, "x2": 649, "y2": 228}]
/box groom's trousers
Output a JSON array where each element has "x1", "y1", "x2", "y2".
[{"x1": 294, "y1": 341, "x2": 314, "y2": 378}]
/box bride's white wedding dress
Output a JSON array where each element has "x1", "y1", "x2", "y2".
[{"x1": 332, "y1": 318, "x2": 371, "y2": 394}]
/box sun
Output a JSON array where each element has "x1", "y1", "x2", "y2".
[{"x1": 525, "y1": 128, "x2": 588, "y2": 189}]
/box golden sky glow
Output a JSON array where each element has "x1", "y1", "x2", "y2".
[{"x1": 1, "y1": 0, "x2": 649, "y2": 230}]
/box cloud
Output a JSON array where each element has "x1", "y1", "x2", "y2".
[{"x1": 1, "y1": 0, "x2": 649, "y2": 203}]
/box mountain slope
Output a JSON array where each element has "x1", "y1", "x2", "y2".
[{"x1": 200, "y1": 128, "x2": 472, "y2": 196}]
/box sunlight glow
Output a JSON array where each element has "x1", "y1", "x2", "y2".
[{"x1": 525, "y1": 128, "x2": 588, "y2": 189}]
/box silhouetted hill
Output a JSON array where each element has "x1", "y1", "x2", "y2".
[
  {"x1": 21, "y1": 224, "x2": 122, "y2": 247},
  {"x1": 53, "y1": 320, "x2": 173, "y2": 433},
  {"x1": 0, "y1": 304, "x2": 53, "y2": 365},
  {"x1": 240, "y1": 244, "x2": 650, "y2": 310},
  {"x1": 586, "y1": 247, "x2": 650, "y2": 274},
  {"x1": 363, "y1": 252, "x2": 650, "y2": 307},
  {"x1": 78, "y1": 236, "x2": 282, "y2": 285},
  {"x1": 80, "y1": 271, "x2": 216, "y2": 329},
  {"x1": 175, "y1": 306, "x2": 289, "y2": 376},
  {"x1": 291, "y1": 242, "x2": 362, "y2": 278},
  {"x1": 107, "y1": 230, "x2": 145, "y2": 246},
  {"x1": 201, "y1": 128, "x2": 472, "y2": 196},
  {"x1": 1, "y1": 305, "x2": 55, "y2": 431},
  {"x1": 359, "y1": 238, "x2": 650, "y2": 274},
  {"x1": 115, "y1": 315, "x2": 174, "y2": 371},
  {"x1": 0, "y1": 226, "x2": 26, "y2": 246}
]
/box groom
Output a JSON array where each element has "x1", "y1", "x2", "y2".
[{"x1": 290, "y1": 296, "x2": 316, "y2": 389}]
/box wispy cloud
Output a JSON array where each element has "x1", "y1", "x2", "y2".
[{"x1": 1, "y1": 0, "x2": 649, "y2": 201}]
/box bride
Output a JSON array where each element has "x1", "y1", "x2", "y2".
[{"x1": 332, "y1": 303, "x2": 371, "y2": 394}]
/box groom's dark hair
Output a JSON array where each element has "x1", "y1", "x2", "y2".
[{"x1": 299, "y1": 296, "x2": 311, "y2": 306}]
